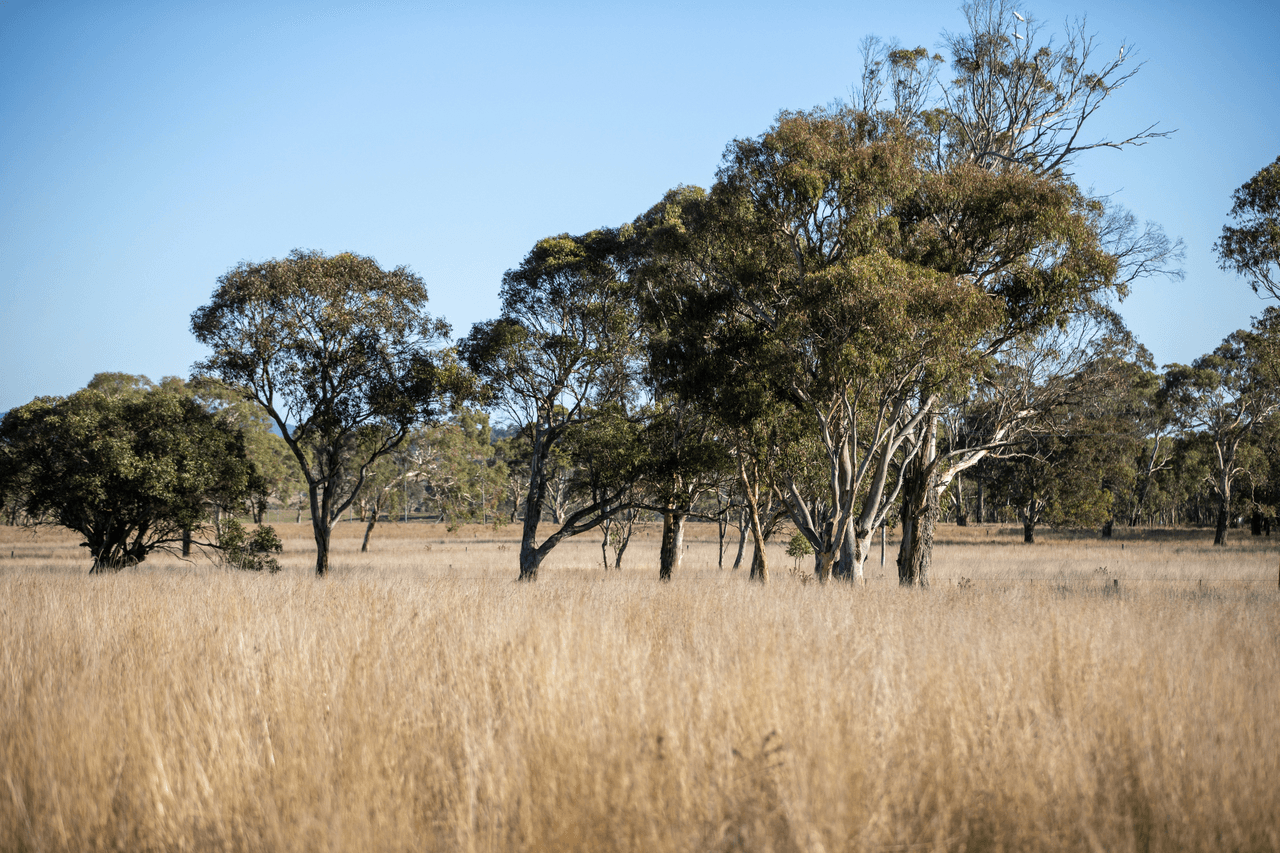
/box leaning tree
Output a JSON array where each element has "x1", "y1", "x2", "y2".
[
  {"x1": 460, "y1": 230, "x2": 647, "y2": 581},
  {"x1": 191, "y1": 249, "x2": 468, "y2": 576}
]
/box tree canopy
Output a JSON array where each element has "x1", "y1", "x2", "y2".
[
  {"x1": 191, "y1": 249, "x2": 469, "y2": 576},
  {"x1": 0, "y1": 379, "x2": 265, "y2": 571},
  {"x1": 1216, "y1": 155, "x2": 1280, "y2": 298}
]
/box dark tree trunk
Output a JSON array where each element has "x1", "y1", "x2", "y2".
[
  {"x1": 1214, "y1": 502, "x2": 1229, "y2": 546},
  {"x1": 897, "y1": 469, "x2": 938, "y2": 587},
  {"x1": 976, "y1": 477, "x2": 985, "y2": 525},
  {"x1": 182, "y1": 528, "x2": 192, "y2": 557},
  {"x1": 749, "y1": 543, "x2": 767, "y2": 582},
  {"x1": 658, "y1": 510, "x2": 687, "y2": 581},
  {"x1": 731, "y1": 507, "x2": 748, "y2": 570},
  {"x1": 896, "y1": 422, "x2": 938, "y2": 588},
  {"x1": 1101, "y1": 519, "x2": 1114, "y2": 538},
  {"x1": 1023, "y1": 520, "x2": 1035, "y2": 544},
  {"x1": 1251, "y1": 510, "x2": 1263, "y2": 536}
]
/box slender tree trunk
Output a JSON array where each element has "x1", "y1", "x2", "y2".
[
  {"x1": 361, "y1": 513, "x2": 378, "y2": 552},
  {"x1": 182, "y1": 528, "x2": 192, "y2": 557},
  {"x1": 731, "y1": 507, "x2": 748, "y2": 571},
  {"x1": 976, "y1": 476, "x2": 985, "y2": 525},
  {"x1": 612, "y1": 511, "x2": 635, "y2": 570},
  {"x1": 954, "y1": 473, "x2": 968, "y2": 526},
  {"x1": 1251, "y1": 509, "x2": 1263, "y2": 536},
  {"x1": 1214, "y1": 500, "x2": 1229, "y2": 546},
  {"x1": 739, "y1": 457, "x2": 768, "y2": 583},
  {"x1": 716, "y1": 497, "x2": 728, "y2": 570}
]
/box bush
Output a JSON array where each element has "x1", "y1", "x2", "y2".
[{"x1": 218, "y1": 519, "x2": 283, "y2": 573}]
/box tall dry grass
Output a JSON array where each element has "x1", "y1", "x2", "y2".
[{"x1": 2, "y1": 522, "x2": 1278, "y2": 852}]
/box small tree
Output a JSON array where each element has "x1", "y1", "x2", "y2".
[
  {"x1": 0, "y1": 384, "x2": 265, "y2": 572},
  {"x1": 192, "y1": 249, "x2": 467, "y2": 576}
]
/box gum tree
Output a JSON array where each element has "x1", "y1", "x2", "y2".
[
  {"x1": 853, "y1": 0, "x2": 1183, "y2": 583},
  {"x1": 1216, "y1": 155, "x2": 1280, "y2": 298},
  {"x1": 460, "y1": 231, "x2": 645, "y2": 581},
  {"x1": 1160, "y1": 308, "x2": 1280, "y2": 546},
  {"x1": 191, "y1": 249, "x2": 466, "y2": 576}
]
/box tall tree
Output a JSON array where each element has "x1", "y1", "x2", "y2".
[
  {"x1": 1216, "y1": 155, "x2": 1280, "y2": 298},
  {"x1": 191, "y1": 249, "x2": 466, "y2": 576},
  {"x1": 850, "y1": 1, "x2": 1182, "y2": 583},
  {"x1": 460, "y1": 231, "x2": 645, "y2": 581}
]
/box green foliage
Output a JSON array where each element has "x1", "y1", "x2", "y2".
[
  {"x1": 786, "y1": 531, "x2": 814, "y2": 571},
  {"x1": 191, "y1": 249, "x2": 471, "y2": 575},
  {"x1": 217, "y1": 518, "x2": 283, "y2": 573},
  {"x1": 1216, "y1": 155, "x2": 1280, "y2": 298},
  {"x1": 0, "y1": 381, "x2": 265, "y2": 571},
  {"x1": 460, "y1": 231, "x2": 645, "y2": 579}
]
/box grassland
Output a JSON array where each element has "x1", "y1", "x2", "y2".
[{"x1": 2, "y1": 521, "x2": 1278, "y2": 852}]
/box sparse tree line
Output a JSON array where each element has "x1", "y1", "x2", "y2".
[{"x1": 3, "y1": 1, "x2": 1279, "y2": 584}]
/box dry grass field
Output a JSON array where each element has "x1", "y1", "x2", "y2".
[{"x1": 2, "y1": 520, "x2": 1278, "y2": 852}]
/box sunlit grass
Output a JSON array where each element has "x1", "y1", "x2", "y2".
[{"x1": 2, "y1": 521, "x2": 1278, "y2": 851}]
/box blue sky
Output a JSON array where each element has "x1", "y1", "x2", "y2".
[{"x1": 1, "y1": 0, "x2": 1277, "y2": 412}]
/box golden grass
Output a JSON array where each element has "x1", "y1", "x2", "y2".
[{"x1": 2, "y1": 522, "x2": 1278, "y2": 852}]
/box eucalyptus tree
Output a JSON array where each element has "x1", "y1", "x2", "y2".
[
  {"x1": 191, "y1": 249, "x2": 466, "y2": 576},
  {"x1": 1216, "y1": 155, "x2": 1280, "y2": 298},
  {"x1": 971, "y1": 324, "x2": 1149, "y2": 542},
  {"x1": 850, "y1": 0, "x2": 1183, "y2": 582},
  {"x1": 634, "y1": 115, "x2": 1000, "y2": 583},
  {"x1": 1160, "y1": 308, "x2": 1280, "y2": 545},
  {"x1": 460, "y1": 230, "x2": 646, "y2": 581}
]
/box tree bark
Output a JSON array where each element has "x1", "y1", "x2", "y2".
[
  {"x1": 1213, "y1": 501, "x2": 1229, "y2": 546},
  {"x1": 1023, "y1": 520, "x2": 1035, "y2": 544},
  {"x1": 658, "y1": 510, "x2": 687, "y2": 581},
  {"x1": 896, "y1": 417, "x2": 938, "y2": 587},
  {"x1": 731, "y1": 507, "x2": 748, "y2": 570}
]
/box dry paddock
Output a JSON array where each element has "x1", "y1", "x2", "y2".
[{"x1": 2, "y1": 521, "x2": 1278, "y2": 852}]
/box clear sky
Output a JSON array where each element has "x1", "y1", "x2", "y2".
[{"x1": 2, "y1": 0, "x2": 1277, "y2": 412}]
